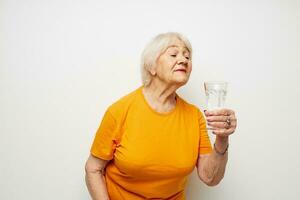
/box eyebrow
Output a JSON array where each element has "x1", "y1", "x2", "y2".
[{"x1": 167, "y1": 45, "x2": 190, "y2": 52}]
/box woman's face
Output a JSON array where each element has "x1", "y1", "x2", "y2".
[{"x1": 154, "y1": 39, "x2": 192, "y2": 86}]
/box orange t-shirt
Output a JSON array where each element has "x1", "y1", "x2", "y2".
[{"x1": 90, "y1": 86, "x2": 212, "y2": 200}]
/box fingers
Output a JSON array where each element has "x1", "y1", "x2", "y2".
[
  {"x1": 204, "y1": 108, "x2": 237, "y2": 136},
  {"x1": 206, "y1": 115, "x2": 231, "y2": 122},
  {"x1": 211, "y1": 127, "x2": 236, "y2": 137},
  {"x1": 207, "y1": 121, "x2": 231, "y2": 129},
  {"x1": 207, "y1": 116, "x2": 237, "y2": 127},
  {"x1": 204, "y1": 108, "x2": 234, "y2": 116}
]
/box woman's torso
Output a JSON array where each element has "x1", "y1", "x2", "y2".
[{"x1": 103, "y1": 86, "x2": 201, "y2": 199}]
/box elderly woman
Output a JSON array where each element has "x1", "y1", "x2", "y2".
[{"x1": 85, "y1": 32, "x2": 237, "y2": 200}]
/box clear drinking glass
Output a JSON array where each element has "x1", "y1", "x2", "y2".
[{"x1": 204, "y1": 81, "x2": 228, "y2": 130}]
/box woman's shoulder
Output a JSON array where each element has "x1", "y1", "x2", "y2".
[
  {"x1": 177, "y1": 95, "x2": 204, "y2": 115},
  {"x1": 106, "y1": 86, "x2": 142, "y2": 118},
  {"x1": 180, "y1": 97, "x2": 204, "y2": 119}
]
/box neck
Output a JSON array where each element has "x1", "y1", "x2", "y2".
[{"x1": 142, "y1": 80, "x2": 179, "y2": 112}]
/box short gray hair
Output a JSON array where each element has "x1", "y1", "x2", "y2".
[{"x1": 140, "y1": 32, "x2": 193, "y2": 86}]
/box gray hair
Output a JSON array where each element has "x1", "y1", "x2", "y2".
[{"x1": 140, "y1": 32, "x2": 193, "y2": 86}]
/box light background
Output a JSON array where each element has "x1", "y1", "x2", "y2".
[{"x1": 1, "y1": 0, "x2": 299, "y2": 199}]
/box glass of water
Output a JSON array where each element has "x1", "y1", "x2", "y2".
[{"x1": 204, "y1": 81, "x2": 228, "y2": 130}]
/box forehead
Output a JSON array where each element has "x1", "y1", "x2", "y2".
[{"x1": 166, "y1": 39, "x2": 189, "y2": 52}]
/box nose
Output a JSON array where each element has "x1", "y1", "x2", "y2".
[{"x1": 177, "y1": 55, "x2": 188, "y2": 66}]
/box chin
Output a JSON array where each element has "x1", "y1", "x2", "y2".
[{"x1": 174, "y1": 78, "x2": 189, "y2": 86}]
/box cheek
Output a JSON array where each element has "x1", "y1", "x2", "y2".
[
  {"x1": 157, "y1": 59, "x2": 174, "y2": 70},
  {"x1": 156, "y1": 65, "x2": 169, "y2": 78},
  {"x1": 156, "y1": 59, "x2": 178, "y2": 77},
  {"x1": 163, "y1": 61, "x2": 177, "y2": 73}
]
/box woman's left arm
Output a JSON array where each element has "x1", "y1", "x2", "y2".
[{"x1": 197, "y1": 109, "x2": 237, "y2": 186}]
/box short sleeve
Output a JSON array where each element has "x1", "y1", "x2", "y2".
[
  {"x1": 90, "y1": 109, "x2": 118, "y2": 160},
  {"x1": 197, "y1": 108, "x2": 213, "y2": 155}
]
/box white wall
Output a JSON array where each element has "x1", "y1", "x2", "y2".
[{"x1": 1, "y1": 0, "x2": 299, "y2": 199}]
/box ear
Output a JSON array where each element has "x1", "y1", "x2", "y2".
[{"x1": 149, "y1": 67, "x2": 156, "y2": 76}]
